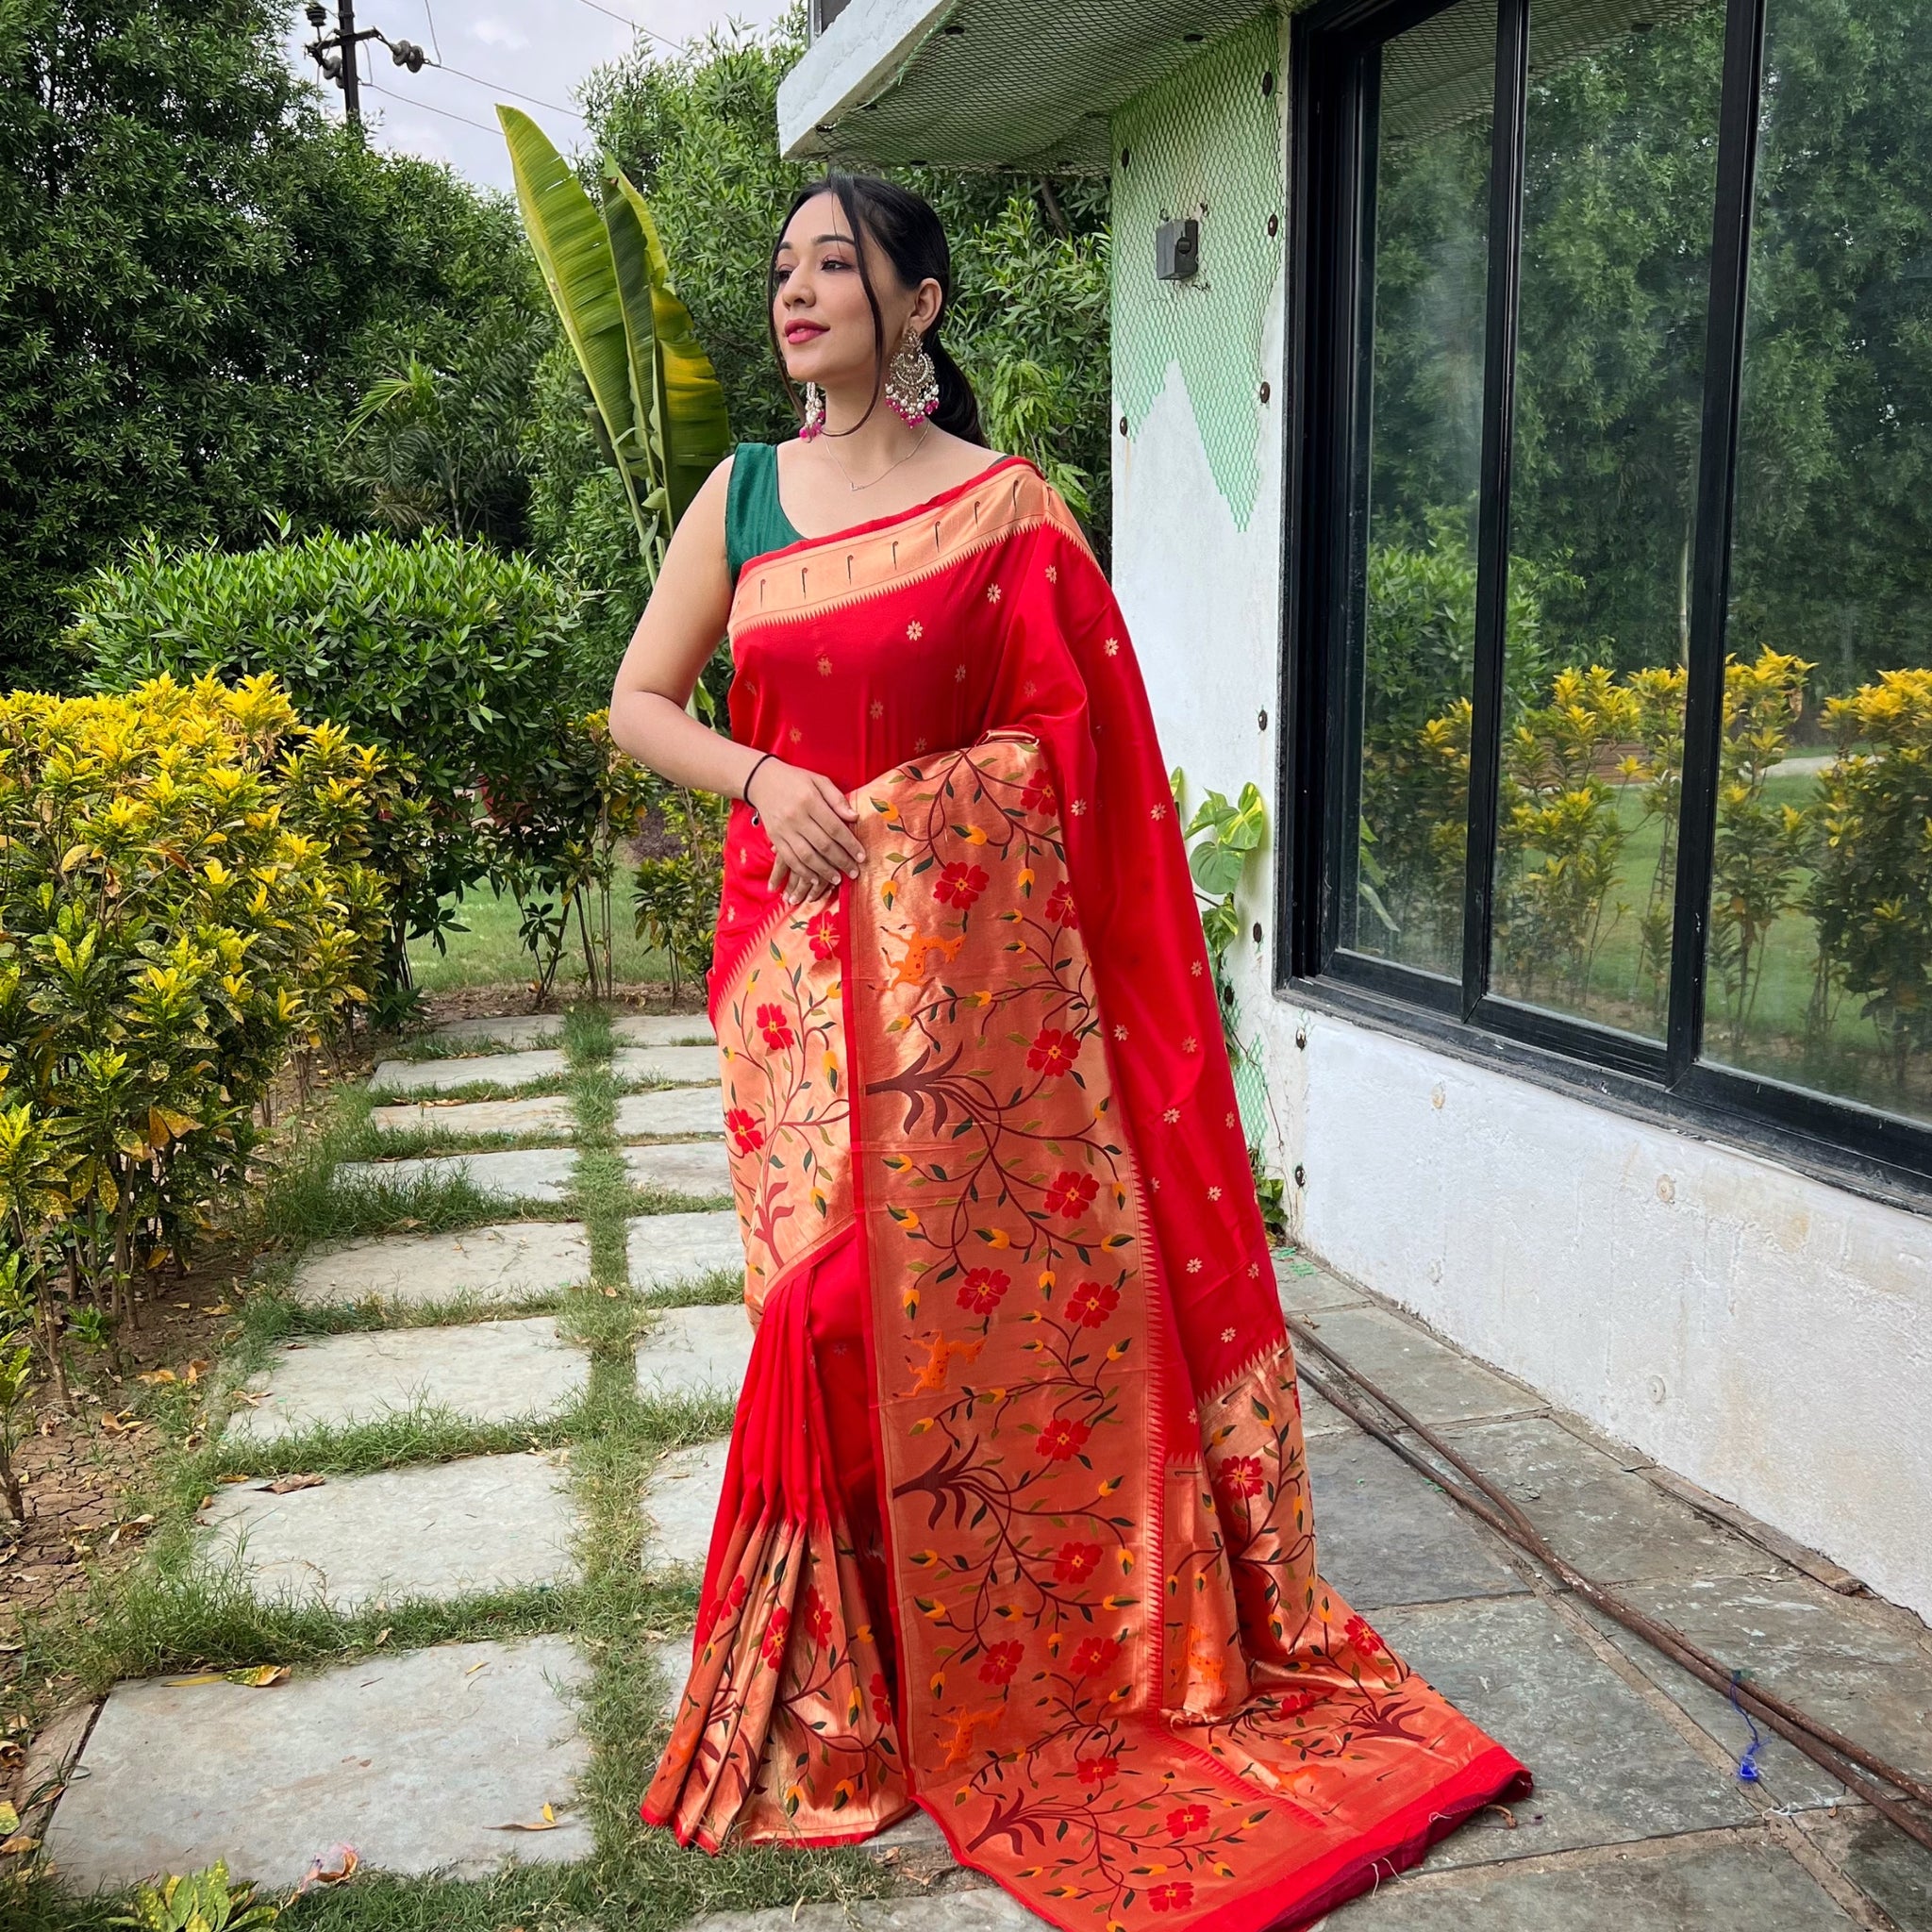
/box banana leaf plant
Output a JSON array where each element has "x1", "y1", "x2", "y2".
[{"x1": 498, "y1": 107, "x2": 731, "y2": 579}]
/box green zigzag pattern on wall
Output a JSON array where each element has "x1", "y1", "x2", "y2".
[{"x1": 1111, "y1": 9, "x2": 1287, "y2": 532}]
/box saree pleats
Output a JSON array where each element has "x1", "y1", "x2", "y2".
[{"x1": 645, "y1": 458, "x2": 1528, "y2": 1932}]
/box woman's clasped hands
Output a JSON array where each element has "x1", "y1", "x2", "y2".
[{"x1": 744, "y1": 758, "x2": 865, "y2": 905}]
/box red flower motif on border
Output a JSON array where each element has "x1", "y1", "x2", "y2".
[
  {"x1": 957, "y1": 1267, "x2": 1011, "y2": 1314},
  {"x1": 1044, "y1": 1169, "x2": 1097, "y2": 1218},
  {"x1": 1066, "y1": 1279, "x2": 1120, "y2": 1328},
  {"x1": 934, "y1": 860, "x2": 990, "y2": 908}
]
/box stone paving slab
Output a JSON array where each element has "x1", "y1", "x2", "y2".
[
  {"x1": 1571, "y1": 1598, "x2": 1855, "y2": 1812},
  {"x1": 617, "y1": 1086, "x2": 726, "y2": 1138},
  {"x1": 642, "y1": 1439, "x2": 731, "y2": 1572},
  {"x1": 225, "y1": 1317, "x2": 587, "y2": 1441},
  {"x1": 1321, "y1": 1835, "x2": 1861, "y2": 1928},
  {"x1": 615, "y1": 1013, "x2": 717, "y2": 1046},
  {"x1": 636, "y1": 1304, "x2": 755, "y2": 1404},
  {"x1": 686, "y1": 1892, "x2": 1041, "y2": 1931},
  {"x1": 626, "y1": 1210, "x2": 744, "y2": 1296},
  {"x1": 1437, "y1": 1413, "x2": 1780, "y2": 1588},
  {"x1": 370, "y1": 1050, "x2": 568, "y2": 1095},
  {"x1": 1274, "y1": 1249, "x2": 1369, "y2": 1313},
  {"x1": 1291, "y1": 1303, "x2": 1542, "y2": 1425},
  {"x1": 430, "y1": 1014, "x2": 566, "y2": 1049},
  {"x1": 1307, "y1": 1430, "x2": 1528, "y2": 1611},
  {"x1": 1604, "y1": 1570, "x2": 1932, "y2": 1788},
  {"x1": 45, "y1": 1635, "x2": 591, "y2": 1889},
  {"x1": 614, "y1": 1044, "x2": 722, "y2": 1086},
  {"x1": 288, "y1": 1221, "x2": 593, "y2": 1310},
  {"x1": 1795, "y1": 1805, "x2": 1932, "y2": 1930},
  {"x1": 1294, "y1": 1367, "x2": 1362, "y2": 1439},
  {"x1": 336, "y1": 1146, "x2": 578, "y2": 1204},
  {"x1": 1374, "y1": 1592, "x2": 1763, "y2": 1870},
  {"x1": 196, "y1": 1452, "x2": 576, "y2": 1610},
  {"x1": 624, "y1": 1141, "x2": 733, "y2": 1198},
  {"x1": 369, "y1": 1093, "x2": 577, "y2": 1140}
]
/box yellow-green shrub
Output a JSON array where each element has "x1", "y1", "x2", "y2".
[
  {"x1": 0, "y1": 675, "x2": 392, "y2": 1399},
  {"x1": 1810, "y1": 668, "x2": 1932, "y2": 1088}
]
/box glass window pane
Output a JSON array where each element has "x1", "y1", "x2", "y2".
[
  {"x1": 1709, "y1": 0, "x2": 1932, "y2": 1125},
  {"x1": 1346, "y1": 0, "x2": 1497, "y2": 979},
  {"x1": 1487, "y1": 3, "x2": 1725, "y2": 1036}
]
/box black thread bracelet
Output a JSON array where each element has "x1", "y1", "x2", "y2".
[{"x1": 741, "y1": 752, "x2": 777, "y2": 825}]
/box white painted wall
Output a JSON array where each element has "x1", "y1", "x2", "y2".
[{"x1": 1110, "y1": 37, "x2": 1932, "y2": 1631}]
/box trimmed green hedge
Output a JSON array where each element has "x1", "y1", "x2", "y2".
[{"x1": 73, "y1": 529, "x2": 596, "y2": 991}]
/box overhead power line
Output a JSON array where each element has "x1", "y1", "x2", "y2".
[
  {"x1": 426, "y1": 58, "x2": 588, "y2": 120},
  {"x1": 363, "y1": 78, "x2": 499, "y2": 134},
  {"x1": 419, "y1": 0, "x2": 442, "y2": 62},
  {"x1": 573, "y1": 0, "x2": 686, "y2": 52}
]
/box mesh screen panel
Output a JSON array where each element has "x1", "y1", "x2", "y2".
[
  {"x1": 1112, "y1": 12, "x2": 1286, "y2": 528},
  {"x1": 1384, "y1": 0, "x2": 1715, "y2": 142},
  {"x1": 795, "y1": 0, "x2": 1279, "y2": 172}
]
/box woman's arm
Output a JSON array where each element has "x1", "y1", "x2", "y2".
[{"x1": 608, "y1": 458, "x2": 862, "y2": 901}]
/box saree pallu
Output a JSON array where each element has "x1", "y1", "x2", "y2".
[{"x1": 642, "y1": 458, "x2": 1529, "y2": 1931}]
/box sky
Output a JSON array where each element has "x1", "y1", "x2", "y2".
[{"x1": 283, "y1": 0, "x2": 787, "y2": 194}]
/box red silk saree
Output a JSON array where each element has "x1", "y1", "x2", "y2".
[{"x1": 641, "y1": 456, "x2": 1529, "y2": 1930}]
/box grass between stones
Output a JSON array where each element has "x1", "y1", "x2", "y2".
[
  {"x1": 7, "y1": 1005, "x2": 887, "y2": 1932},
  {"x1": 641, "y1": 1267, "x2": 745, "y2": 1309}
]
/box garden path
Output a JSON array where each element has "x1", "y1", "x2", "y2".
[{"x1": 24, "y1": 1014, "x2": 1932, "y2": 1930}]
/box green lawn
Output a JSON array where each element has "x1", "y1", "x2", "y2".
[
  {"x1": 1372, "y1": 764, "x2": 1930, "y2": 1122},
  {"x1": 408, "y1": 870, "x2": 675, "y2": 999}
]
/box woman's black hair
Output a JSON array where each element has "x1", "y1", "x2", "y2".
[{"x1": 768, "y1": 174, "x2": 985, "y2": 446}]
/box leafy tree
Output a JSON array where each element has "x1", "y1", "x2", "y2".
[
  {"x1": 0, "y1": 0, "x2": 545, "y2": 689},
  {"x1": 340, "y1": 252, "x2": 554, "y2": 550},
  {"x1": 537, "y1": 11, "x2": 1114, "y2": 678},
  {"x1": 1726, "y1": 0, "x2": 1932, "y2": 695}
]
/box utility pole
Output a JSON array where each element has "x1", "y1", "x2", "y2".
[{"x1": 304, "y1": 0, "x2": 425, "y2": 136}]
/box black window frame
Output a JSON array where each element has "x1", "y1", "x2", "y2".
[{"x1": 1278, "y1": 0, "x2": 1932, "y2": 1208}]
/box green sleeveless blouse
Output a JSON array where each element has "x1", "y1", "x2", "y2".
[{"x1": 724, "y1": 442, "x2": 803, "y2": 582}]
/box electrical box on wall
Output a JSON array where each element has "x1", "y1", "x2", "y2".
[{"x1": 1155, "y1": 217, "x2": 1200, "y2": 280}]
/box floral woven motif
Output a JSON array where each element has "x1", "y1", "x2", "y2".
[{"x1": 644, "y1": 457, "x2": 1529, "y2": 1931}]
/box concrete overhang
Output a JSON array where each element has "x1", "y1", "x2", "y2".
[{"x1": 777, "y1": 0, "x2": 1278, "y2": 173}]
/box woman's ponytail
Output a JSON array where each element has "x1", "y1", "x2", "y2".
[{"x1": 924, "y1": 335, "x2": 983, "y2": 444}]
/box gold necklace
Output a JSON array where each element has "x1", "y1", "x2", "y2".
[{"x1": 817, "y1": 420, "x2": 934, "y2": 492}]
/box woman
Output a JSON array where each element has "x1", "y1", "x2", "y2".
[{"x1": 608, "y1": 175, "x2": 1528, "y2": 1932}]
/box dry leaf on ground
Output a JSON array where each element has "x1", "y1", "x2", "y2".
[
  {"x1": 294, "y1": 1845, "x2": 359, "y2": 1892},
  {"x1": 261, "y1": 1474, "x2": 325, "y2": 1494},
  {"x1": 226, "y1": 1664, "x2": 291, "y2": 1688},
  {"x1": 490, "y1": 1803, "x2": 560, "y2": 1832}
]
